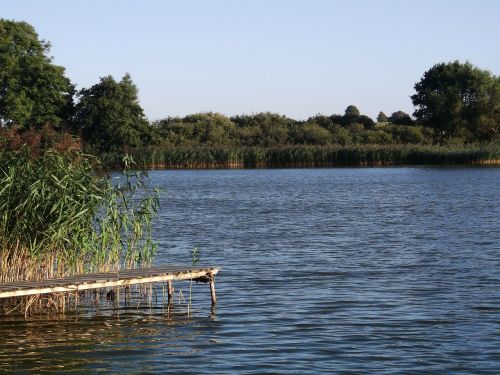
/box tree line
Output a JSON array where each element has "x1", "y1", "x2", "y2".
[{"x1": 1, "y1": 19, "x2": 499, "y2": 155}]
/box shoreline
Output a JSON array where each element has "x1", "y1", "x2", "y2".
[
  {"x1": 124, "y1": 160, "x2": 500, "y2": 170},
  {"x1": 96, "y1": 144, "x2": 500, "y2": 170}
]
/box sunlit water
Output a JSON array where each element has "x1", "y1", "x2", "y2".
[{"x1": 1, "y1": 167, "x2": 499, "y2": 374}]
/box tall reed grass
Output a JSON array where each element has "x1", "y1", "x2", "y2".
[
  {"x1": 105, "y1": 144, "x2": 500, "y2": 169},
  {"x1": 0, "y1": 148, "x2": 159, "y2": 313}
]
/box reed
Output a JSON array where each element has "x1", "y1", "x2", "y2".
[
  {"x1": 113, "y1": 144, "x2": 500, "y2": 169},
  {"x1": 188, "y1": 246, "x2": 200, "y2": 316},
  {"x1": 0, "y1": 149, "x2": 159, "y2": 314}
]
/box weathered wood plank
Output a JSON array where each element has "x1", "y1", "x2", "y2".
[{"x1": 0, "y1": 265, "x2": 219, "y2": 299}]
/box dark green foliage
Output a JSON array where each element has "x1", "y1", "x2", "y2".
[
  {"x1": 389, "y1": 124, "x2": 430, "y2": 144},
  {"x1": 358, "y1": 129, "x2": 393, "y2": 144},
  {"x1": 148, "y1": 111, "x2": 437, "y2": 149},
  {"x1": 338, "y1": 106, "x2": 375, "y2": 128},
  {"x1": 330, "y1": 114, "x2": 344, "y2": 125},
  {"x1": 344, "y1": 105, "x2": 360, "y2": 119},
  {"x1": 155, "y1": 112, "x2": 235, "y2": 146},
  {"x1": 307, "y1": 114, "x2": 333, "y2": 129},
  {"x1": 231, "y1": 112, "x2": 296, "y2": 146},
  {"x1": 377, "y1": 112, "x2": 389, "y2": 122},
  {"x1": 74, "y1": 74, "x2": 151, "y2": 152},
  {"x1": 389, "y1": 111, "x2": 414, "y2": 125},
  {"x1": 0, "y1": 19, "x2": 74, "y2": 128},
  {"x1": 342, "y1": 105, "x2": 361, "y2": 125},
  {"x1": 328, "y1": 124, "x2": 352, "y2": 145},
  {"x1": 411, "y1": 61, "x2": 500, "y2": 143},
  {"x1": 290, "y1": 122, "x2": 333, "y2": 145},
  {"x1": 357, "y1": 115, "x2": 375, "y2": 129}
]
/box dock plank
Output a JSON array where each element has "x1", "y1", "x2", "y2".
[{"x1": 0, "y1": 265, "x2": 219, "y2": 299}]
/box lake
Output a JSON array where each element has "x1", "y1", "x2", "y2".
[{"x1": 1, "y1": 167, "x2": 499, "y2": 374}]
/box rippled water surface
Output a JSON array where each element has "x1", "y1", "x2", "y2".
[{"x1": 1, "y1": 167, "x2": 499, "y2": 374}]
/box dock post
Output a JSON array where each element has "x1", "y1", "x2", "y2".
[
  {"x1": 209, "y1": 274, "x2": 217, "y2": 306},
  {"x1": 167, "y1": 280, "x2": 173, "y2": 305}
]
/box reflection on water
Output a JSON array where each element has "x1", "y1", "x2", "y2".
[
  {"x1": 1, "y1": 167, "x2": 499, "y2": 373},
  {"x1": 0, "y1": 299, "x2": 220, "y2": 373}
]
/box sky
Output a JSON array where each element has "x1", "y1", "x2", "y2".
[{"x1": 2, "y1": 0, "x2": 500, "y2": 121}]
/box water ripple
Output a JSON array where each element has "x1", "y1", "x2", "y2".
[{"x1": 0, "y1": 167, "x2": 499, "y2": 374}]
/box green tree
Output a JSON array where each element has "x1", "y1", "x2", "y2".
[
  {"x1": 75, "y1": 74, "x2": 150, "y2": 152},
  {"x1": 411, "y1": 61, "x2": 499, "y2": 143},
  {"x1": 290, "y1": 122, "x2": 332, "y2": 145},
  {"x1": 343, "y1": 105, "x2": 360, "y2": 125},
  {"x1": 357, "y1": 115, "x2": 375, "y2": 129},
  {"x1": 231, "y1": 112, "x2": 294, "y2": 146},
  {"x1": 377, "y1": 111, "x2": 389, "y2": 122},
  {"x1": 328, "y1": 124, "x2": 352, "y2": 145},
  {"x1": 308, "y1": 114, "x2": 333, "y2": 129},
  {"x1": 179, "y1": 112, "x2": 236, "y2": 145},
  {"x1": 0, "y1": 19, "x2": 74, "y2": 128},
  {"x1": 389, "y1": 111, "x2": 413, "y2": 125},
  {"x1": 389, "y1": 124, "x2": 428, "y2": 144}
]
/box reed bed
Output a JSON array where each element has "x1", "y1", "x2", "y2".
[
  {"x1": 105, "y1": 144, "x2": 500, "y2": 169},
  {"x1": 0, "y1": 149, "x2": 159, "y2": 315}
]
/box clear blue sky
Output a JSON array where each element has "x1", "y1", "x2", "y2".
[{"x1": 2, "y1": 0, "x2": 499, "y2": 120}]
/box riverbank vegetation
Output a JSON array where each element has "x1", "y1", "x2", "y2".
[
  {"x1": 1, "y1": 18, "x2": 499, "y2": 168},
  {"x1": 102, "y1": 144, "x2": 499, "y2": 169}
]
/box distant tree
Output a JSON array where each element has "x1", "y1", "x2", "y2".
[
  {"x1": 329, "y1": 124, "x2": 352, "y2": 145},
  {"x1": 178, "y1": 112, "x2": 236, "y2": 145},
  {"x1": 389, "y1": 111, "x2": 414, "y2": 125},
  {"x1": 357, "y1": 115, "x2": 375, "y2": 130},
  {"x1": 308, "y1": 114, "x2": 333, "y2": 129},
  {"x1": 359, "y1": 129, "x2": 393, "y2": 145},
  {"x1": 343, "y1": 105, "x2": 360, "y2": 125},
  {"x1": 329, "y1": 114, "x2": 344, "y2": 125},
  {"x1": 411, "y1": 61, "x2": 500, "y2": 143},
  {"x1": 344, "y1": 105, "x2": 360, "y2": 118},
  {"x1": 347, "y1": 123, "x2": 365, "y2": 143},
  {"x1": 377, "y1": 111, "x2": 389, "y2": 122},
  {"x1": 231, "y1": 112, "x2": 294, "y2": 146},
  {"x1": 74, "y1": 74, "x2": 150, "y2": 152},
  {"x1": 290, "y1": 122, "x2": 332, "y2": 145},
  {"x1": 389, "y1": 124, "x2": 429, "y2": 144},
  {"x1": 0, "y1": 19, "x2": 74, "y2": 128}
]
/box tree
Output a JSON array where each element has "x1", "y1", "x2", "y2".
[
  {"x1": 411, "y1": 61, "x2": 499, "y2": 143},
  {"x1": 307, "y1": 114, "x2": 333, "y2": 129},
  {"x1": 231, "y1": 112, "x2": 294, "y2": 146},
  {"x1": 179, "y1": 112, "x2": 236, "y2": 145},
  {"x1": 290, "y1": 122, "x2": 332, "y2": 145},
  {"x1": 343, "y1": 105, "x2": 360, "y2": 125},
  {"x1": 357, "y1": 115, "x2": 375, "y2": 129},
  {"x1": 377, "y1": 111, "x2": 389, "y2": 122},
  {"x1": 389, "y1": 111, "x2": 413, "y2": 125},
  {"x1": 0, "y1": 19, "x2": 74, "y2": 128},
  {"x1": 329, "y1": 114, "x2": 343, "y2": 125},
  {"x1": 74, "y1": 74, "x2": 150, "y2": 152}
]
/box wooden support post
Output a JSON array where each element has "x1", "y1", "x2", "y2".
[
  {"x1": 209, "y1": 274, "x2": 217, "y2": 306},
  {"x1": 167, "y1": 280, "x2": 173, "y2": 305}
]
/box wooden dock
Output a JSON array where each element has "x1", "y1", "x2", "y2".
[{"x1": 0, "y1": 265, "x2": 219, "y2": 306}]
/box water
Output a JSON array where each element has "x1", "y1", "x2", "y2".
[{"x1": 1, "y1": 167, "x2": 499, "y2": 374}]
